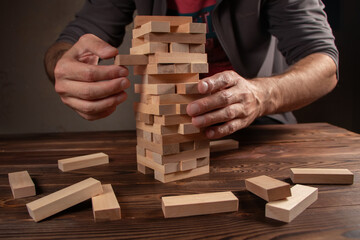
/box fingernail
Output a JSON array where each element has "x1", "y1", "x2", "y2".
[
  {"x1": 199, "y1": 81, "x2": 208, "y2": 93},
  {"x1": 207, "y1": 129, "x2": 215, "y2": 138},
  {"x1": 187, "y1": 103, "x2": 200, "y2": 116},
  {"x1": 120, "y1": 79, "x2": 128, "y2": 89},
  {"x1": 193, "y1": 116, "x2": 205, "y2": 126},
  {"x1": 119, "y1": 67, "x2": 128, "y2": 76}
]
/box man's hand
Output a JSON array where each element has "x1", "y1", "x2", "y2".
[
  {"x1": 53, "y1": 34, "x2": 130, "y2": 120},
  {"x1": 187, "y1": 71, "x2": 263, "y2": 139}
]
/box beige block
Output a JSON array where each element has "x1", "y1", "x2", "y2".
[
  {"x1": 92, "y1": 184, "x2": 121, "y2": 222},
  {"x1": 134, "y1": 15, "x2": 192, "y2": 28},
  {"x1": 155, "y1": 164, "x2": 210, "y2": 183},
  {"x1": 142, "y1": 73, "x2": 199, "y2": 84},
  {"x1": 144, "y1": 33, "x2": 206, "y2": 44},
  {"x1": 132, "y1": 21, "x2": 170, "y2": 38},
  {"x1": 170, "y1": 42, "x2": 189, "y2": 53},
  {"x1": 290, "y1": 168, "x2": 354, "y2": 184},
  {"x1": 8, "y1": 170, "x2": 36, "y2": 199},
  {"x1": 58, "y1": 152, "x2": 109, "y2": 172},
  {"x1": 130, "y1": 42, "x2": 168, "y2": 55},
  {"x1": 148, "y1": 52, "x2": 207, "y2": 64},
  {"x1": 114, "y1": 54, "x2": 148, "y2": 65}
]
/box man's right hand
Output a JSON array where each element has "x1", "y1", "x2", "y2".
[{"x1": 53, "y1": 34, "x2": 130, "y2": 120}]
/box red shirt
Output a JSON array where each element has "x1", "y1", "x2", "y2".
[{"x1": 167, "y1": 0, "x2": 234, "y2": 78}]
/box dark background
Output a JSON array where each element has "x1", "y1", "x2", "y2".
[{"x1": 0, "y1": 0, "x2": 359, "y2": 134}]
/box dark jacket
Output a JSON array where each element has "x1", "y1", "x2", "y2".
[{"x1": 58, "y1": 0, "x2": 338, "y2": 124}]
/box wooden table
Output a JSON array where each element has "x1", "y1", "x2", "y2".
[{"x1": 0, "y1": 123, "x2": 359, "y2": 239}]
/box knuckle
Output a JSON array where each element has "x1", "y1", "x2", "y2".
[
  {"x1": 225, "y1": 106, "x2": 236, "y2": 119},
  {"x1": 80, "y1": 86, "x2": 95, "y2": 99},
  {"x1": 227, "y1": 122, "x2": 238, "y2": 134},
  {"x1": 81, "y1": 103, "x2": 96, "y2": 115},
  {"x1": 83, "y1": 67, "x2": 96, "y2": 81},
  {"x1": 219, "y1": 90, "x2": 231, "y2": 105}
]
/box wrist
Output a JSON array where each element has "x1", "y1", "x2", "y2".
[{"x1": 44, "y1": 42, "x2": 72, "y2": 84}]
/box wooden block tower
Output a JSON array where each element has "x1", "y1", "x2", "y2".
[{"x1": 115, "y1": 16, "x2": 210, "y2": 183}]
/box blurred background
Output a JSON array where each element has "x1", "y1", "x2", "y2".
[{"x1": 0, "y1": 0, "x2": 359, "y2": 135}]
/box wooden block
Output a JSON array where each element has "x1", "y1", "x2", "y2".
[
  {"x1": 179, "y1": 141, "x2": 195, "y2": 151},
  {"x1": 151, "y1": 94, "x2": 203, "y2": 105},
  {"x1": 189, "y1": 44, "x2": 206, "y2": 53},
  {"x1": 196, "y1": 156, "x2": 210, "y2": 167},
  {"x1": 136, "y1": 145, "x2": 146, "y2": 156},
  {"x1": 8, "y1": 171, "x2": 36, "y2": 199},
  {"x1": 134, "y1": 83, "x2": 176, "y2": 95},
  {"x1": 135, "y1": 112, "x2": 154, "y2": 124},
  {"x1": 144, "y1": 33, "x2": 206, "y2": 44},
  {"x1": 136, "y1": 121, "x2": 178, "y2": 135},
  {"x1": 153, "y1": 132, "x2": 206, "y2": 145},
  {"x1": 134, "y1": 16, "x2": 192, "y2": 28},
  {"x1": 132, "y1": 37, "x2": 146, "y2": 47},
  {"x1": 176, "y1": 104, "x2": 188, "y2": 114},
  {"x1": 194, "y1": 140, "x2": 210, "y2": 149},
  {"x1": 137, "y1": 137, "x2": 179, "y2": 155},
  {"x1": 162, "y1": 191, "x2": 238, "y2": 218},
  {"x1": 290, "y1": 168, "x2": 354, "y2": 184},
  {"x1": 176, "y1": 83, "x2": 200, "y2": 94},
  {"x1": 114, "y1": 54, "x2": 148, "y2": 66},
  {"x1": 180, "y1": 159, "x2": 197, "y2": 171},
  {"x1": 143, "y1": 130, "x2": 153, "y2": 142},
  {"x1": 191, "y1": 63, "x2": 208, "y2": 73},
  {"x1": 245, "y1": 175, "x2": 291, "y2": 202},
  {"x1": 134, "y1": 102, "x2": 177, "y2": 115},
  {"x1": 169, "y1": 42, "x2": 189, "y2": 53},
  {"x1": 26, "y1": 178, "x2": 103, "y2": 222},
  {"x1": 142, "y1": 73, "x2": 199, "y2": 84},
  {"x1": 58, "y1": 152, "x2": 109, "y2": 172},
  {"x1": 148, "y1": 53, "x2": 207, "y2": 64},
  {"x1": 134, "y1": 63, "x2": 207, "y2": 75},
  {"x1": 136, "y1": 128, "x2": 144, "y2": 138},
  {"x1": 173, "y1": 22, "x2": 207, "y2": 33},
  {"x1": 155, "y1": 164, "x2": 210, "y2": 183},
  {"x1": 130, "y1": 42, "x2": 168, "y2": 55},
  {"x1": 210, "y1": 139, "x2": 239, "y2": 153},
  {"x1": 92, "y1": 184, "x2": 121, "y2": 222},
  {"x1": 133, "y1": 21, "x2": 170, "y2": 38},
  {"x1": 178, "y1": 123, "x2": 200, "y2": 135},
  {"x1": 149, "y1": 147, "x2": 210, "y2": 164},
  {"x1": 154, "y1": 114, "x2": 192, "y2": 126},
  {"x1": 265, "y1": 184, "x2": 318, "y2": 223},
  {"x1": 137, "y1": 154, "x2": 179, "y2": 174},
  {"x1": 137, "y1": 163, "x2": 154, "y2": 174}
]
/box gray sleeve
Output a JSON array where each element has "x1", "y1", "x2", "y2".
[
  {"x1": 265, "y1": 0, "x2": 339, "y2": 75},
  {"x1": 57, "y1": 0, "x2": 136, "y2": 47}
]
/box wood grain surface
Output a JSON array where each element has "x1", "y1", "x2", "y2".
[{"x1": 0, "y1": 123, "x2": 359, "y2": 239}]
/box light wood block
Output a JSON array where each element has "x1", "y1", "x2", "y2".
[
  {"x1": 176, "y1": 104, "x2": 188, "y2": 114},
  {"x1": 245, "y1": 175, "x2": 291, "y2": 201},
  {"x1": 176, "y1": 82, "x2": 200, "y2": 94},
  {"x1": 179, "y1": 141, "x2": 195, "y2": 151},
  {"x1": 162, "y1": 191, "x2": 238, "y2": 218},
  {"x1": 265, "y1": 184, "x2": 318, "y2": 223},
  {"x1": 142, "y1": 73, "x2": 199, "y2": 84},
  {"x1": 26, "y1": 178, "x2": 103, "y2": 222},
  {"x1": 130, "y1": 42, "x2": 168, "y2": 55},
  {"x1": 137, "y1": 137, "x2": 179, "y2": 155},
  {"x1": 133, "y1": 21, "x2": 170, "y2": 38},
  {"x1": 170, "y1": 42, "x2": 189, "y2": 53},
  {"x1": 143, "y1": 130, "x2": 153, "y2": 142},
  {"x1": 178, "y1": 123, "x2": 200, "y2": 135},
  {"x1": 92, "y1": 184, "x2": 121, "y2": 222},
  {"x1": 197, "y1": 156, "x2": 210, "y2": 167},
  {"x1": 180, "y1": 159, "x2": 197, "y2": 171},
  {"x1": 189, "y1": 44, "x2": 206, "y2": 53},
  {"x1": 210, "y1": 139, "x2": 239, "y2": 152},
  {"x1": 143, "y1": 33, "x2": 206, "y2": 44},
  {"x1": 134, "y1": 102, "x2": 177, "y2": 115},
  {"x1": 137, "y1": 154, "x2": 179, "y2": 174},
  {"x1": 136, "y1": 145, "x2": 146, "y2": 156},
  {"x1": 194, "y1": 140, "x2": 210, "y2": 149},
  {"x1": 58, "y1": 152, "x2": 109, "y2": 172},
  {"x1": 154, "y1": 114, "x2": 192, "y2": 126},
  {"x1": 135, "y1": 112, "x2": 154, "y2": 124},
  {"x1": 136, "y1": 121, "x2": 179, "y2": 135},
  {"x1": 134, "y1": 16, "x2": 192, "y2": 28},
  {"x1": 137, "y1": 163, "x2": 154, "y2": 174},
  {"x1": 151, "y1": 94, "x2": 203, "y2": 104},
  {"x1": 173, "y1": 22, "x2": 207, "y2": 33},
  {"x1": 191, "y1": 63, "x2": 209, "y2": 73},
  {"x1": 114, "y1": 54, "x2": 148, "y2": 65},
  {"x1": 8, "y1": 171, "x2": 36, "y2": 199},
  {"x1": 290, "y1": 168, "x2": 354, "y2": 184},
  {"x1": 149, "y1": 147, "x2": 210, "y2": 164},
  {"x1": 152, "y1": 132, "x2": 206, "y2": 145},
  {"x1": 155, "y1": 164, "x2": 210, "y2": 183},
  {"x1": 134, "y1": 83, "x2": 176, "y2": 95},
  {"x1": 134, "y1": 63, "x2": 208, "y2": 75},
  {"x1": 148, "y1": 52, "x2": 207, "y2": 64},
  {"x1": 132, "y1": 37, "x2": 145, "y2": 47}
]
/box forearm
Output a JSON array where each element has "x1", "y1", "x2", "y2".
[
  {"x1": 254, "y1": 53, "x2": 338, "y2": 117},
  {"x1": 44, "y1": 41, "x2": 73, "y2": 84}
]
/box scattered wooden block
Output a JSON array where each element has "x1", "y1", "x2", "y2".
[
  {"x1": 245, "y1": 175, "x2": 291, "y2": 201},
  {"x1": 130, "y1": 42, "x2": 168, "y2": 55},
  {"x1": 155, "y1": 164, "x2": 210, "y2": 183},
  {"x1": 142, "y1": 73, "x2": 199, "y2": 84},
  {"x1": 149, "y1": 147, "x2": 210, "y2": 164},
  {"x1": 26, "y1": 178, "x2": 103, "y2": 222},
  {"x1": 189, "y1": 44, "x2": 206, "y2": 53},
  {"x1": 180, "y1": 159, "x2": 197, "y2": 171},
  {"x1": 114, "y1": 54, "x2": 148, "y2": 65},
  {"x1": 153, "y1": 114, "x2": 192, "y2": 126},
  {"x1": 143, "y1": 33, "x2": 206, "y2": 44},
  {"x1": 265, "y1": 184, "x2": 318, "y2": 223},
  {"x1": 176, "y1": 82, "x2": 200, "y2": 94},
  {"x1": 178, "y1": 123, "x2": 200, "y2": 135},
  {"x1": 58, "y1": 152, "x2": 109, "y2": 172},
  {"x1": 134, "y1": 83, "x2": 176, "y2": 95},
  {"x1": 173, "y1": 22, "x2": 207, "y2": 33},
  {"x1": 169, "y1": 42, "x2": 189, "y2": 53},
  {"x1": 134, "y1": 16, "x2": 192, "y2": 28},
  {"x1": 162, "y1": 191, "x2": 238, "y2": 218},
  {"x1": 8, "y1": 171, "x2": 36, "y2": 199},
  {"x1": 134, "y1": 102, "x2": 177, "y2": 115},
  {"x1": 92, "y1": 184, "x2": 121, "y2": 222},
  {"x1": 133, "y1": 21, "x2": 170, "y2": 38},
  {"x1": 210, "y1": 139, "x2": 239, "y2": 152},
  {"x1": 290, "y1": 168, "x2": 354, "y2": 184},
  {"x1": 148, "y1": 52, "x2": 207, "y2": 64}
]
